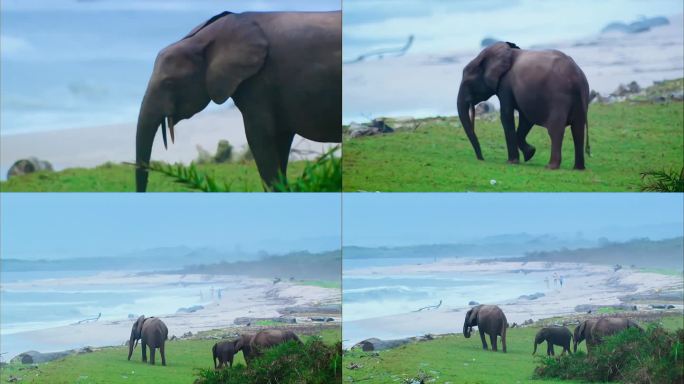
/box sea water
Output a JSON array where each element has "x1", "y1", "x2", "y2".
[{"x1": 0, "y1": 269, "x2": 227, "y2": 359}]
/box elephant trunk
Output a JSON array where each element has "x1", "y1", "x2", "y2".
[
  {"x1": 135, "y1": 92, "x2": 163, "y2": 192},
  {"x1": 532, "y1": 341, "x2": 537, "y2": 355},
  {"x1": 573, "y1": 339, "x2": 578, "y2": 353},
  {"x1": 463, "y1": 324, "x2": 472, "y2": 338},
  {"x1": 457, "y1": 88, "x2": 483, "y2": 160},
  {"x1": 212, "y1": 344, "x2": 218, "y2": 369},
  {"x1": 128, "y1": 336, "x2": 137, "y2": 360}
]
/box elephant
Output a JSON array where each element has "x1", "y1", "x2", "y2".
[
  {"x1": 127, "y1": 316, "x2": 168, "y2": 365},
  {"x1": 573, "y1": 318, "x2": 598, "y2": 353},
  {"x1": 457, "y1": 42, "x2": 591, "y2": 170},
  {"x1": 463, "y1": 305, "x2": 508, "y2": 352},
  {"x1": 591, "y1": 317, "x2": 642, "y2": 345},
  {"x1": 135, "y1": 11, "x2": 342, "y2": 192},
  {"x1": 212, "y1": 339, "x2": 239, "y2": 369},
  {"x1": 236, "y1": 329, "x2": 301, "y2": 364},
  {"x1": 533, "y1": 326, "x2": 573, "y2": 356}
]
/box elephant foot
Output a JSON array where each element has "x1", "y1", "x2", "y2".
[
  {"x1": 546, "y1": 163, "x2": 560, "y2": 170},
  {"x1": 573, "y1": 164, "x2": 585, "y2": 170},
  {"x1": 507, "y1": 158, "x2": 520, "y2": 165},
  {"x1": 523, "y1": 146, "x2": 536, "y2": 162}
]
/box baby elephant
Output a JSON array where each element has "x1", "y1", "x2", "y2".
[
  {"x1": 533, "y1": 326, "x2": 573, "y2": 356},
  {"x1": 212, "y1": 339, "x2": 239, "y2": 369}
]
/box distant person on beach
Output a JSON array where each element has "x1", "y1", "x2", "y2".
[
  {"x1": 553, "y1": 273, "x2": 559, "y2": 287},
  {"x1": 560, "y1": 276, "x2": 564, "y2": 287},
  {"x1": 544, "y1": 277, "x2": 550, "y2": 289}
]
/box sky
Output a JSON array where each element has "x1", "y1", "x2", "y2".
[
  {"x1": 343, "y1": 193, "x2": 684, "y2": 247},
  {"x1": 0, "y1": 193, "x2": 342, "y2": 259},
  {"x1": 0, "y1": 0, "x2": 341, "y2": 135},
  {"x1": 343, "y1": 0, "x2": 683, "y2": 59}
]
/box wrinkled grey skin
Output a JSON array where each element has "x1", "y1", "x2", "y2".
[
  {"x1": 533, "y1": 326, "x2": 573, "y2": 356},
  {"x1": 591, "y1": 318, "x2": 643, "y2": 345},
  {"x1": 236, "y1": 330, "x2": 301, "y2": 364},
  {"x1": 573, "y1": 319, "x2": 598, "y2": 353},
  {"x1": 463, "y1": 305, "x2": 508, "y2": 352},
  {"x1": 457, "y1": 42, "x2": 590, "y2": 170},
  {"x1": 212, "y1": 339, "x2": 239, "y2": 369},
  {"x1": 136, "y1": 11, "x2": 341, "y2": 191},
  {"x1": 234, "y1": 333, "x2": 255, "y2": 365},
  {"x1": 127, "y1": 316, "x2": 168, "y2": 365}
]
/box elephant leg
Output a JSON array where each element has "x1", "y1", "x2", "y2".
[
  {"x1": 160, "y1": 344, "x2": 166, "y2": 366},
  {"x1": 549, "y1": 343, "x2": 555, "y2": 356},
  {"x1": 490, "y1": 334, "x2": 498, "y2": 352},
  {"x1": 570, "y1": 121, "x2": 586, "y2": 170},
  {"x1": 500, "y1": 105, "x2": 520, "y2": 164},
  {"x1": 546, "y1": 125, "x2": 565, "y2": 169},
  {"x1": 244, "y1": 116, "x2": 282, "y2": 189},
  {"x1": 149, "y1": 346, "x2": 156, "y2": 365},
  {"x1": 516, "y1": 113, "x2": 536, "y2": 162},
  {"x1": 141, "y1": 341, "x2": 147, "y2": 362},
  {"x1": 479, "y1": 329, "x2": 488, "y2": 350},
  {"x1": 275, "y1": 131, "x2": 295, "y2": 183}
]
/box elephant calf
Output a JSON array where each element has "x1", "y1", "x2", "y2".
[
  {"x1": 533, "y1": 326, "x2": 572, "y2": 356},
  {"x1": 236, "y1": 329, "x2": 302, "y2": 365},
  {"x1": 213, "y1": 339, "x2": 239, "y2": 369}
]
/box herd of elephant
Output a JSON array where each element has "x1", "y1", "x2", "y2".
[
  {"x1": 463, "y1": 305, "x2": 643, "y2": 355},
  {"x1": 126, "y1": 315, "x2": 301, "y2": 368},
  {"x1": 134, "y1": 10, "x2": 591, "y2": 192}
]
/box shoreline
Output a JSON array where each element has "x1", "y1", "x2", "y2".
[
  {"x1": 0, "y1": 272, "x2": 341, "y2": 360},
  {"x1": 343, "y1": 259, "x2": 683, "y2": 348},
  {"x1": 0, "y1": 107, "x2": 336, "y2": 180}
]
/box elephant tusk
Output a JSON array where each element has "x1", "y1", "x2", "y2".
[
  {"x1": 168, "y1": 116, "x2": 175, "y2": 144},
  {"x1": 161, "y1": 119, "x2": 168, "y2": 150}
]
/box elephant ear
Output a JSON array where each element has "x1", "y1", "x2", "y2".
[
  {"x1": 467, "y1": 306, "x2": 480, "y2": 325},
  {"x1": 482, "y1": 43, "x2": 515, "y2": 91},
  {"x1": 577, "y1": 322, "x2": 586, "y2": 339},
  {"x1": 135, "y1": 315, "x2": 145, "y2": 337},
  {"x1": 203, "y1": 14, "x2": 269, "y2": 104}
]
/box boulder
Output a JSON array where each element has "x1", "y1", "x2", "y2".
[
  {"x1": 352, "y1": 337, "x2": 415, "y2": 352},
  {"x1": 7, "y1": 157, "x2": 53, "y2": 179},
  {"x1": 518, "y1": 292, "x2": 545, "y2": 300},
  {"x1": 12, "y1": 350, "x2": 73, "y2": 364},
  {"x1": 176, "y1": 305, "x2": 204, "y2": 314}
]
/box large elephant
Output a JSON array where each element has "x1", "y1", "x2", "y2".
[
  {"x1": 135, "y1": 11, "x2": 342, "y2": 191},
  {"x1": 533, "y1": 326, "x2": 572, "y2": 356},
  {"x1": 127, "y1": 316, "x2": 168, "y2": 365},
  {"x1": 457, "y1": 42, "x2": 590, "y2": 170},
  {"x1": 463, "y1": 305, "x2": 508, "y2": 352},
  {"x1": 212, "y1": 339, "x2": 239, "y2": 369},
  {"x1": 591, "y1": 317, "x2": 642, "y2": 344},
  {"x1": 236, "y1": 329, "x2": 301, "y2": 364},
  {"x1": 573, "y1": 318, "x2": 598, "y2": 353}
]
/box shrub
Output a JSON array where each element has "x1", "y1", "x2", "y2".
[
  {"x1": 195, "y1": 338, "x2": 341, "y2": 384},
  {"x1": 214, "y1": 140, "x2": 233, "y2": 163},
  {"x1": 272, "y1": 146, "x2": 341, "y2": 192},
  {"x1": 534, "y1": 325, "x2": 684, "y2": 383},
  {"x1": 640, "y1": 166, "x2": 684, "y2": 192}
]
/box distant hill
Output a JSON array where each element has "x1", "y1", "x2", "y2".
[
  {"x1": 177, "y1": 250, "x2": 341, "y2": 281},
  {"x1": 343, "y1": 233, "x2": 598, "y2": 260},
  {"x1": 514, "y1": 237, "x2": 683, "y2": 270}
]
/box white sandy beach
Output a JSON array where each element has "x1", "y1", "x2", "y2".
[
  {"x1": 343, "y1": 259, "x2": 683, "y2": 348},
  {"x1": 0, "y1": 106, "x2": 336, "y2": 178},
  {"x1": 343, "y1": 13, "x2": 684, "y2": 123},
  {"x1": 0, "y1": 273, "x2": 340, "y2": 360}
]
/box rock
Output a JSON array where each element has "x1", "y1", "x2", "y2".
[
  {"x1": 182, "y1": 331, "x2": 193, "y2": 338},
  {"x1": 279, "y1": 304, "x2": 341, "y2": 315},
  {"x1": 602, "y1": 16, "x2": 669, "y2": 34},
  {"x1": 176, "y1": 305, "x2": 204, "y2": 314},
  {"x1": 348, "y1": 119, "x2": 395, "y2": 138},
  {"x1": 353, "y1": 337, "x2": 411, "y2": 352},
  {"x1": 170, "y1": 335, "x2": 178, "y2": 341},
  {"x1": 480, "y1": 37, "x2": 500, "y2": 47},
  {"x1": 611, "y1": 83, "x2": 640, "y2": 97},
  {"x1": 468, "y1": 301, "x2": 480, "y2": 306},
  {"x1": 77, "y1": 347, "x2": 93, "y2": 354},
  {"x1": 669, "y1": 91, "x2": 684, "y2": 101},
  {"x1": 474, "y1": 101, "x2": 496, "y2": 114},
  {"x1": 650, "y1": 304, "x2": 676, "y2": 309},
  {"x1": 310, "y1": 317, "x2": 335, "y2": 322},
  {"x1": 12, "y1": 350, "x2": 73, "y2": 364},
  {"x1": 518, "y1": 292, "x2": 545, "y2": 300},
  {"x1": 7, "y1": 157, "x2": 53, "y2": 179},
  {"x1": 522, "y1": 319, "x2": 534, "y2": 326}
]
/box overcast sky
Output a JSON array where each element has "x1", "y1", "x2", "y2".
[
  {"x1": 1, "y1": 193, "x2": 341, "y2": 259},
  {"x1": 343, "y1": 193, "x2": 683, "y2": 247}
]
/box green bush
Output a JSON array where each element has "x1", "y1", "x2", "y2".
[
  {"x1": 272, "y1": 146, "x2": 341, "y2": 192},
  {"x1": 640, "y1": 166, "x2": 684, "y2": 192},
  {"x1": 195, "y1": 338, "x2": 341, "y2": 384},
  {"x1": 534, "y1": 325, "x2": 684, "y2": 383},
  {"x1": 214, "y1": 140, "x2": 233, "y2": 163}
]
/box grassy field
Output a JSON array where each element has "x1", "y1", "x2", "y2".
[
  {"x1": 342, "y1": 315, "x2": 683, "y2": 384},
  {"x1": 0, "y1": 160, "x2": 308, "y2": 192},
  {"x1": 343, "y1": 101, "x2": 683, "y2": 191},
  {"x1": 0, "y1": 328, "x2": 340, "y2": 384}
]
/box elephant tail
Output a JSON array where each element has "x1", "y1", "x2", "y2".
[
  {"x1": 585, "y1": 118, "x2": 591, "y2": 157},
  {"x1": 212, "y1": 343, "x2": 218, "y2": 369}
]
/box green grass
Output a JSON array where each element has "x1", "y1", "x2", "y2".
[
  {"x1": 637, "y1": 267, "x2": 684, "y2": 277},
  {"x1": 0, "y1": 161, "x2": 307, "y2": 192},
  {"x1": 0, "y1": 329, "x2": 340, "y2": 384},
  {"x1": 595, "y1": 307, "x2": 624, "y2": 314},
  {"x1": 342, "y1": 315, "x2": 683, "y2": 384},
  {"x1": 343, "y1": 101, "x2": 684, "y2": 191}
]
